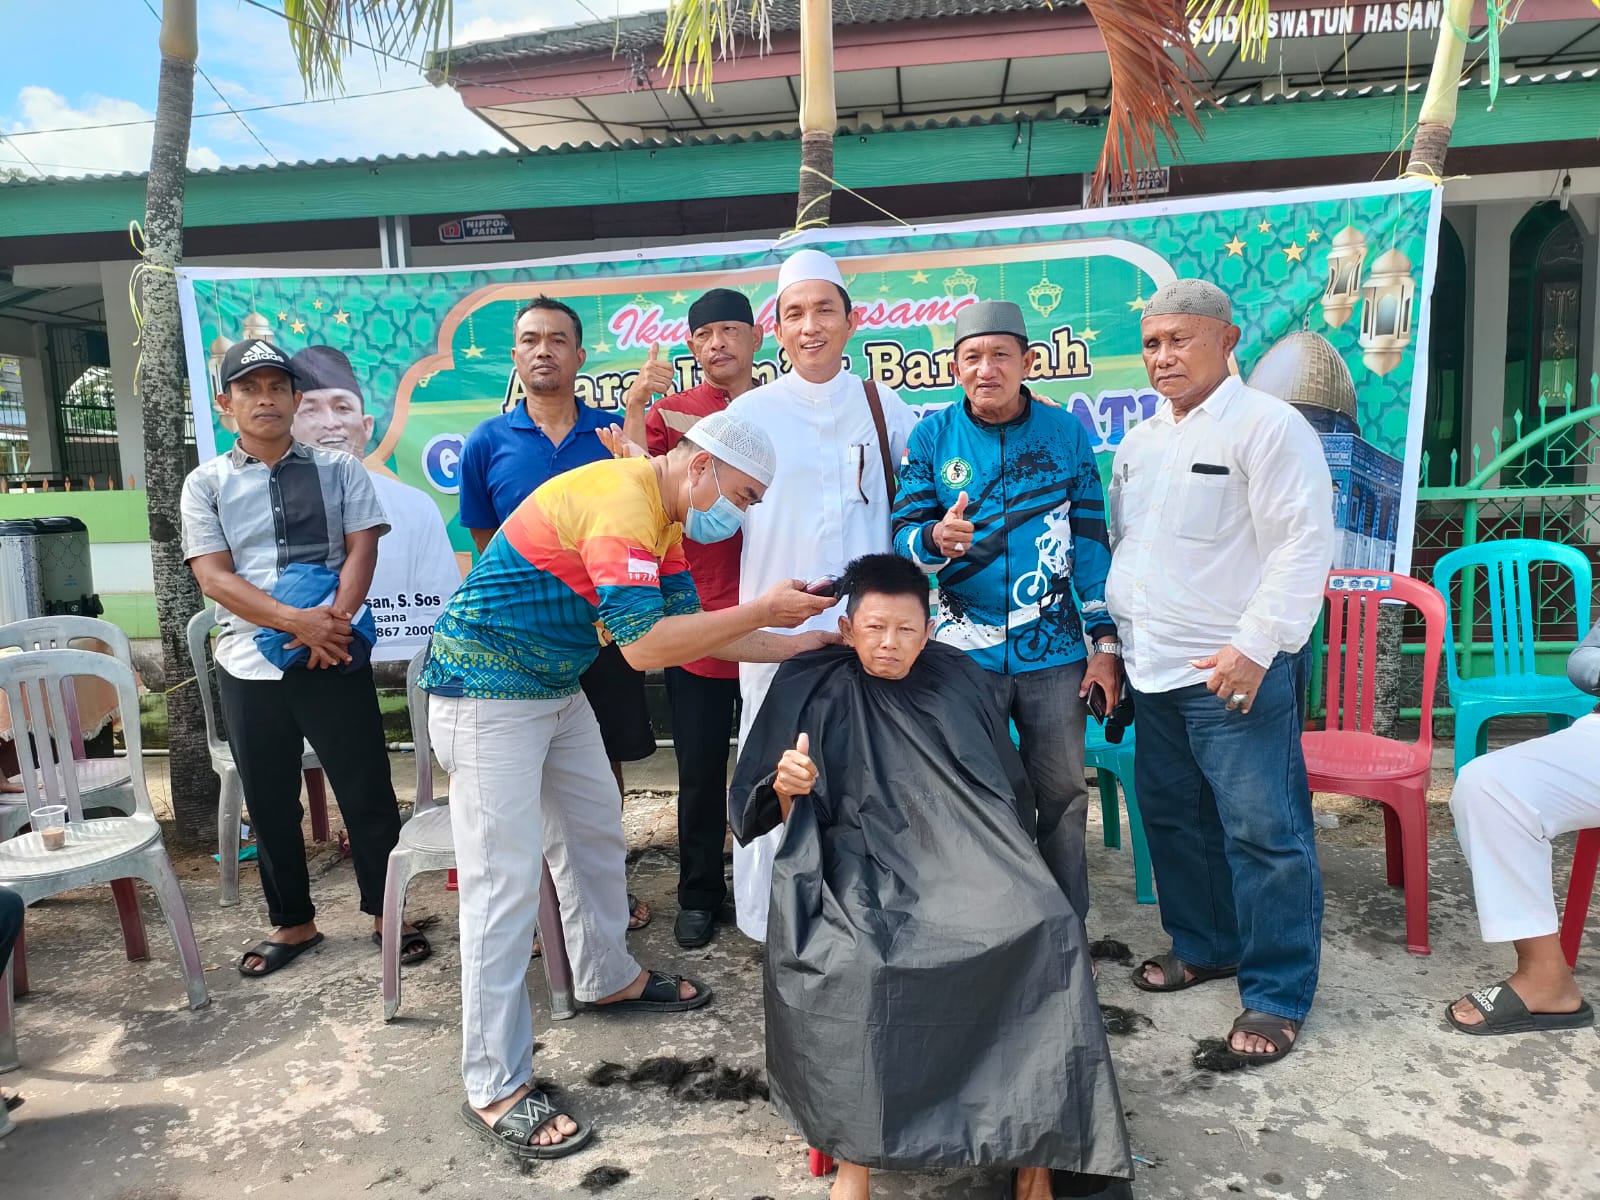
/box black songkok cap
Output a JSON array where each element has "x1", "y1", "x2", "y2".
[
  {"x1": 289, "y1": 345, "x2": 364, "y2": 401},
  {"x1": 687, "y1": 288, "x2": 755, "y2": 332}
]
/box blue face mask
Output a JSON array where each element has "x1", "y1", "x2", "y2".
[{"x1": 685, "y1": 460, "x2": 746, "y2": 544}]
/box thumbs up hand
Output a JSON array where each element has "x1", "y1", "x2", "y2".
[
  {"x1": 773, "y1": 731, "x2": 818, "y2": 815},
  {"x1": 931, "y1": 490, "x2": 975, "y2": 558},
  {"x1": 624, "y1": 342, "x2": 677, "y2": 411}
]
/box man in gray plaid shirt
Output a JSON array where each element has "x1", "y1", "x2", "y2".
[{"x1": 181, "y1": 338, "x2": 428, "y2": 977}]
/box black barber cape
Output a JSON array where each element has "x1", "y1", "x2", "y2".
[{"x1": 729, "y1": 642, "x2": 1133, "y2": 1177}]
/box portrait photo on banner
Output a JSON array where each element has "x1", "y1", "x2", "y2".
[{"x1": 177, "y1": 177, "x2": 1442, "y2": 661}]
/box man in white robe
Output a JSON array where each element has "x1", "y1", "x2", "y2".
[{"x1": 727, "y1": 248, "x2": 919, "y2": 940}]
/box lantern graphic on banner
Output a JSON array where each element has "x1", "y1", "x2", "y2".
[
  {"x1": 1320, "y1": 225, "x2": 1368, "y2": 327},
  {"x1": 206, "y1": 334, "x2": 233, "y2": 397},
  {"x1": 1358, "y1": 247, "x2": 1416, "y2": 376}
]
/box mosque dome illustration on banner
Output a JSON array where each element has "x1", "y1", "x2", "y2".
[{"x1": 1247, "y1": 330, "x2": 1360, "y2": 437}]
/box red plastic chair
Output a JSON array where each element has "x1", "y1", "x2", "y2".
[
  {"x1": 1560, "y1": 827, "x2": 1599, "y2": 968},
  {"x1": 1301, "y1": 571, "x2": 1445, "y2": 956}
]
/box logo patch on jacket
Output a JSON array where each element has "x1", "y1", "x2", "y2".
[
  {"x1": 626, "y1": 551, "x2": 659, "y2": 582},
  {"x1": 941, "y1": 457, "x2": 973, "y2": 488}
]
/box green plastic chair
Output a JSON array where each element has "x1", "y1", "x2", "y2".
[
  {"x1": 1009, "y1": 718, "x2": 1154, "y2": 904},
  {"x1": 1432, "y1": 538, "x2": 1594, "y2": 774},
  {"x1": 1084, "y1": 718, "x2": 1155, "y2": 904}
]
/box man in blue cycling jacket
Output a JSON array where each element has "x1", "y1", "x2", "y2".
[{"x1": 892, "y1": 299, "x2": 1120, "y2": 920}]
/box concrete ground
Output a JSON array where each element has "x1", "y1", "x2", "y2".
[{"x1": 1, "y1": 745, "x2": 1595, "y2": 1200}]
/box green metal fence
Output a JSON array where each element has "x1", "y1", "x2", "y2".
[{"x1": 1398, "y1": 375, "x2": 1600, "y2": 720}]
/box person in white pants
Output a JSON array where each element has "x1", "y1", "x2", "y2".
[
  {"x1": 420, "y1": 412, "x2": 835, "y2": 1160},
  {"x1": 1447, "y1": 623, "x2": 1600, "y2": 1035}
]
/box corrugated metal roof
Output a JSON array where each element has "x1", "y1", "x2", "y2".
[
  {"x1": 432, "y1": 1, "x2": 1070, "y2": 70},
  {"x1": 0, "y1": 68, "x2": 1593, "y2": 190}
]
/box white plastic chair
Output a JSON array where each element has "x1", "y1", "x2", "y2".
[
  {"x1": 0, "y1": 616, "x2": 139, "y2": 842},
  {"x1": 382, "y1": 649, "x2": 576, "y2": 1022},
  {"x1": 0, "y1": 648, "x2": 209, "y2": 1071},
  {"x1": 185, "y1": 607, "x2": 329, "y2": 907}
]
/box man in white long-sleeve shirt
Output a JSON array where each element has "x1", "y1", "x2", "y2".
[
  {"x1": 1445, "y1": 625, "x2": 1599, "y2": 1036},
  {"x1": 727, "y1": 248, "x2": 919, "y2": 941},
  {"x1": 1108, "y1": 279, "x2": 1334, "y2": 1067}
]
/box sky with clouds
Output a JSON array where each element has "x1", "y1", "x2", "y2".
[{"x1": 0, "y1": 0, "x2": 663, "y2": 179}]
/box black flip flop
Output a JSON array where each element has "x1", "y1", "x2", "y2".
[
  {"x1": 458, "y1": 1088, "x2": 594, "y2": 1160},
  {"x1": 371, "y1": 928, "x2": 432, "y2": 966},
  {"x1": 1227, "y1": 1009, "x2": 1301, "y2": 1065},
  {"x1": 2, "y1": 1089, "x2": 22, "y2": 1113},
  {"x1": 1446, "y1": 980, "x2": 1596, "y2": 1036},
  {"x1": 1130, "y1": 953, "x2": 1237, "y2": 993},
  {"x1": 238, "y1": 932, "x2": 325, "y2": 977},
  {"x1": 589, "y1": 969, "x2": 712, "y2": 1014}
]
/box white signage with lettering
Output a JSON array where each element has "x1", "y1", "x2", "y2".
[{"x1": 1193, "y1": 1, "x2": 1444, "y2": 45}]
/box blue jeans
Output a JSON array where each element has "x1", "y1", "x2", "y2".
[{"x1": 1131, "y1": 649, "x2": 1322, "y2": 1021}]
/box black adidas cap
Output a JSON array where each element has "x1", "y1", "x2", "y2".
[{"x1": 219, "y1": 338, "x2": 299, "y2": 389}]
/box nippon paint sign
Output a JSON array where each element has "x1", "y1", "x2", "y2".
[
  {"x1": 1193, "y1": 1, "x2": 1443, "y2": 45},
  {"x1": 438, "y1": 214, "x2": 514, "y2": 244}
]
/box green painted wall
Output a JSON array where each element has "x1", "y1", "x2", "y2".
[
  {"x1": 2, "y1": 78, "x2": 1595, "y2": 239},
  {"x1": 0, "y1": 489, "x2": 149, "y2": 541}
]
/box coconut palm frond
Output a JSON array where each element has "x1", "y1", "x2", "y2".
[
  {"x1": 1184, "y1": 0, "x2": 1273, "y2": 61},
  {"x1": 1084, "y1": 0, "x2": 1208, "y2": 204},
  {"x1": 279, "y1": 0, "x2": 454, "y2": 96},
  {"x1": 659, "y1": 0, "x2": 773, "y2": 99}
]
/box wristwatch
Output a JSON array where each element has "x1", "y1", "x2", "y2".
[{"x1": 1094, "y1": 640, "x2": 1123, "y2": 658}]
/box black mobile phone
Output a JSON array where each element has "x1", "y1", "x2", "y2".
[
  {"x1": 1087, "y1": 682, "x2": 1109, "y2": 723},
  {"x1": 1191, "y1": 462, "x2": 1231, "y2": 475},
  {"x1": 803, "y1": 576, "x2": 840, "y2": 598}
]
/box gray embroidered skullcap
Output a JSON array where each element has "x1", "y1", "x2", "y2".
[
  {"x1": 1142, "y1": 279, "x2": 1234, "y2": 324},
  {"x1": 954, "y1": 300, "x2": 1030, "y2": 349},
  {"x1": 683, "y1": 409, "x2": 777, "y2": 487}
]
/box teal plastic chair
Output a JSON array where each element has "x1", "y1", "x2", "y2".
[
  {"x1": 1432, "y1": 538, "x2": 1594, "y2": 774},
  {"x1": 1084, "y1": 719, "x2": 1155, "y2": 904},
  {"x1": 1008, "y1": 719, "x2": 1154, "y2": 903}
]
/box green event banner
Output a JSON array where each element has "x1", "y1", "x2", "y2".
[{"x1": 178, "y1": 179, "x2": 1440, "y2": 655}]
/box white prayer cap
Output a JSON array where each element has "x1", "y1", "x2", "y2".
[
  {"x1": 1142, "y1": 278, "x2": 1234, "y2": 324},
  {"x1": 684, "y1": 409, "x2": 777, "y2": 487},
  {"x1": 776, "y1": 248, "x2": 846, "y2": 302}
]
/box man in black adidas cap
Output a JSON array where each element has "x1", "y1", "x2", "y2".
[{"x1": 180, "y1": 338, "x2": 428, "y2": 979}]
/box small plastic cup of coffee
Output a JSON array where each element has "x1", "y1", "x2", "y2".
[{"x1": 31, "y1": 805, "x2": 68, "y2": 851}]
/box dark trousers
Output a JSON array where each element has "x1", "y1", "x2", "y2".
[
  {"x1": 218, "y1": 665, "x2": 402, "y2": 928},
  {"x1": 0, "y1": 886, "x2": 21, "y2": 974},
  {"x1": 1131, "y1": 648, "x2": 1323, "y2": 1021},
  {"x1": 985, "y1": 661, "x2": 1092, "y2": 920},
  {"x1": 664, "y1": 667, "x2": 739, "y2": 912}
]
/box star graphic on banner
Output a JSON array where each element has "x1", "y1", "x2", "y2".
[
  {"x1": 1256, "y1": 220, "x2": 1273, "y2": 234},
  {"x1": 669, "y1": 291, "x2": 688, "y2": 305},
  {"x1": 879, "y1": 282, "x2": 891, "y2": 293},
  {"x1": 333, "y1": 309, "x2": 350, "y2": 325},
  {"x1": 1224, "y1": 235, "x2": 1247, "y2": 256},
  {"x1": 290, "y1": 319, "x2": 307, "y2": 334},
  {"x1": 1306, "y1": 228, "x2": 1322, "y2": 242},
  {"x1": 591, "y1": 340, "x2": 612, "y2": 354},
  {"x1": 276, "y1": 311, "x2": 288, "y2": 321},
  {"x1": 1080, "y1": 325, "x2": 1099, "y2": 341},
  {"x1": 1284, "y1": 242, "x2": 1306, "y2": 262},
  {"x1": 910, "y1": 270, "x2": 930, "y2": 284},
  {"x1": 1126, "y1": 296, "x2": 1148, "y2": 312},
  {"x1": 311, "y1": 299, "x2": 325, "y2": 311},
  {"x1": 462, "y1": 344, "x2": 486, "y2": 359}
]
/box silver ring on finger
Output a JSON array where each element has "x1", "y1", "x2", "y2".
[{"x1": 1227, "y1": 691, "x2": 1248, "y2": 711}]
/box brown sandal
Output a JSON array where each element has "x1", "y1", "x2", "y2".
[
  {"x1": 1227, "y1": 1009, "x2": 1301, "y2": 1065},
  {"x1": 1130, "y1": 953, "x2": 1237, "y2": 993}
]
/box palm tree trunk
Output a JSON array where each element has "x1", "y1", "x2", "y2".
[
  {"x1": 795, "y1": 0, "x2": 835, "y2": 229},
  {"x1": 1404, "y1": 0, "x2": 1472, "y2": 181},
  {"x1": 1371, "y1": 0, "x2": 1472, "y2": 739},
  {"x1": 141, "y1": 0, "x2": 218, "y2": 845}
]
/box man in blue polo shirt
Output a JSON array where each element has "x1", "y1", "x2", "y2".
[{"x1": 458, "y1": 295, "x2": 655, "y2": 931}]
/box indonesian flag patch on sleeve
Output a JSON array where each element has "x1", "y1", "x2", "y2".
[{"x1": 626, "y1": 549, "x2": 660, "y2": 583}]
